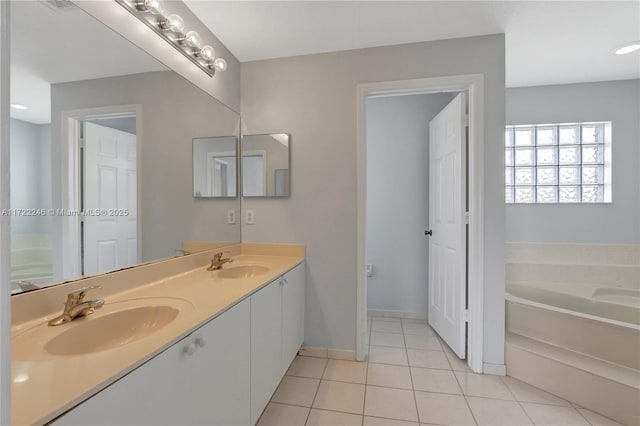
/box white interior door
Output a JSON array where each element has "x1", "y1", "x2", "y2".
[
  {"x1": 427, "y1": 93, "x2": 467, "y2": 358},
  {"x1": 83, "y1": 122, "x2": 137, "y2": 276}
]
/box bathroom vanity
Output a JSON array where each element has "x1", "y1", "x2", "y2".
[{"x1": 11, "y1": 244, "x2": 305, "y2": 425}]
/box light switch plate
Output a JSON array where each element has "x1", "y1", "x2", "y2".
[{"x1": 246, "y1": 210, "x2": 254, "y2": 225}]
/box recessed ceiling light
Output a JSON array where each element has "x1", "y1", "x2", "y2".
[
  {"x1": 10, "y1": 104, "x2": 28, "y2": 110},
  {"x1": 615, "y1": 42, "x2": 640, "y2": 55}
]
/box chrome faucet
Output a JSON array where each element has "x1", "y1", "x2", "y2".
[
  {"x1": 48, "y1": 286, "x2": 105, "y2": 326},
  {"x1": 207, "y1": 252, "x2": 234, "y2": 271}
]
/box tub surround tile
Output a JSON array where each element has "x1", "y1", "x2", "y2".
[
  {"x1": 306, "y1": 409, "x2": 362, "y2": 426},
  {"x1": 271, "y1": 376, "x2": 320, "y2": 407},
  {"x1": 466, "y1": 396, "x2": 532, "y2": 426},
  {"x1": 256, "y1": 403, "x2": 309, "y2": 426},
  {"x1": 364, "y1": 386, "x2": 419, "y2": 422},
  {"x1": 414, "y1": 391, "x2": 476, "y2": 425},
  {"x1": 286, "y1": 356, "x2": 328, "y2": 379},
  {"x1": 520, "y1": 402, "x2": 590, "y2": 425},
  {"x1": 313, "y1": 381, "x2": 366, "y2": 414}
]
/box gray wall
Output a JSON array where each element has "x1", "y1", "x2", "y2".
[
  {"x1": 366, "y1": 93, "x2": 455, "y2": 315},
  {"x1": 241, "y1": 34, "x2": 506, "y2": 367},
  {"x1": 51, "y1": 71, "x2": 240, "y2": 281},
  {"x1": 9, "y1": 118, "x2": 51, "y2": 235},
  {"x1": 506, "y1": 79, "x2": 640, "y2": 244}
]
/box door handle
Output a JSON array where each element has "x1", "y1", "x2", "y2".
[{"x1": 424, "y1": 230, "x2": 433, "y2": 236}]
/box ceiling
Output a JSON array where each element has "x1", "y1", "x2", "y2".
[
  {"x1": 11, "y1": 0, "x2": 167, "y2": 124},
  {"x1": 184, "y1": 0, "x2": 640, "y2": 88}
]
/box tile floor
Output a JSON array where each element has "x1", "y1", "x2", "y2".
[{"x1": 258, "y1": 316, "x2": 622, "y2": 426}]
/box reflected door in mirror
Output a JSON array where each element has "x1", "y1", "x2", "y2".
[
  {"x1": 193, "y1": 137, "x2": 238, "y2": 198},
  {"x1": 242, "y1": 134, "x2": 290, "y2": 197}
]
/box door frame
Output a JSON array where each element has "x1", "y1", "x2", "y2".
[
  {"x1": 206, "y1": 150, "x2": 236, "y2": 197},
  {"x1": 356, "y1": 74, "x2": 485, "y2": 373},
  {"x1": 60, "y1": 104, "x2": 142, "y2": 279}
]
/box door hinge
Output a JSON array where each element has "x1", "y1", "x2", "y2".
[
  {"x1": 79, "y1": 137, "x2": 85, "y2": 149},
  {"x1": 465, "y1": 211, "x2": 470, "y2": 224},
  {"x1": 463, "y1": 309, "x2": 470, "y2": 322},
  {"x1": 464, "y1": 114, "x2": 469, "y2": 127}
]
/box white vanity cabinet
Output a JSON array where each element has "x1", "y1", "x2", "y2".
[
  {"x1": 51, "y1": 262, "x2": 304, "y2": 426},
  {"x1": 250, "y1": 262, "x2": 305, "y2": 425},
  {"x1": 52, "y1": 299, "x2": 251, "y2": 426}
]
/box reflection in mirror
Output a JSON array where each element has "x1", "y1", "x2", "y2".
[
  {"x1": 242, "y1": 134, "x2": 291, "y2": 197},
  {"x1": 9, "y1": 1, "x2": 240, "y2": 294},
  {"x1": 193, "y1": 137, "x2": 238, "y2": 198}
]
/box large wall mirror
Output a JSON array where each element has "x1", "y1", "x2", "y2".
[
  {"x1": 9, "y1": 1, "x2": 240, "y2": 294},
  {"x1": 242, "y1": 133, "x2": 291, "y2": 197},
  {"x1": 193, "y1": 136, "x2": 237, "y2": 198}
]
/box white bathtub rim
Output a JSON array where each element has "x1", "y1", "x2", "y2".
[{"x1": 506, "y1": 292, "x2": 640, "y2": 332}]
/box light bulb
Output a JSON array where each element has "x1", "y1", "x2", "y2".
[
  {"x1": 199, "y1": 45, "x2": 215, "y2": 61},
  {"x1": 183, "y1": 31, "x2": 202, "y2": 49},
  {"x1": 161, "y1": 14, "x2": 184, "y2": 33},
  {"x1": 615, "y1": 42, "x2": 640, "y2": 55},
  {"x1": 142, "y1": 0, "x2": 164, "y2": 15},
  {"x1": 213, "y1": 58, "x2": 227, "y2": 72}
]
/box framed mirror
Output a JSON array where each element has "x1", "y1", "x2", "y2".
[
  {"x1": 193, "y1": 136, "x2": 238, "y2": 198},
  {"x1": 9, "y1": 1, "x2": 241, "y2": 294},
  {"x1": 242, "y1": 133, "x2": 291, "y2": 197}
]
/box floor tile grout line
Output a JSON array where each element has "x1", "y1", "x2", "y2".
[
  {"x1": 402, "y1": 320, "x2": 422, "y2": 424},
  {"x1": 304, "y1": 356, "x2": 330, "y2": 425},
  {"x1": 362, "y1": 350, "x2": 369, "y2": 425},
  {"x1": 450, "y1": 362, "x2": 479, "y2": 425},
  {"x1": 500, "y1": 374, "x2": 536, "y2": 425}
]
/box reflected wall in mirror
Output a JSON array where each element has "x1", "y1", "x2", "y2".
[
  {"x1": 9, "y1": 1, "x2": 240, "y2": 294},
  {"x1": 193, "y1": 137, "x2": 238, "y2": 198},
  {"x1": 242, "y1": 133, "x2": 291, "y2": 197}
]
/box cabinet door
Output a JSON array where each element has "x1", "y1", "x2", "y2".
[
  {"x1": 52, "y1": 335, "x2": 191, "y2": 425},
  {"x1": 282, "y1": 262, "x2": 305, "y2": 373},
  {"x1": 185, "y1": 298, "x2": 251, "y2": 425},
  {"x1": 53, "y1": 300, "x2": 251, "y2": 426},
  {"x1": 250, "y1": 280, "x2": 282, "y2": 425}
]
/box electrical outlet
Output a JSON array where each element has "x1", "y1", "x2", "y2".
[
  {"x1": 245, "y1": 210, "x2": 254, "y2": 225},
  {"x1": 366, "y1": 264, "x2": 373, "y2": 277},
  {"x1": 227, "y1": 210, "x2": 236, "y2": 224}
]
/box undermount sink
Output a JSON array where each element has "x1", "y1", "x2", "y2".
[
  {"x1": 12, "y1": 297, "x2": 193, "y2": 361},
  {"x1": 217, "y1": 264, "x2": 270, "y2": 279}
]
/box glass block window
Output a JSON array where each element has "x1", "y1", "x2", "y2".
[{"x1": 505, "y1": 122, "x2": 611, "y2": 203}]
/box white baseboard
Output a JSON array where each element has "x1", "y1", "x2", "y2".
[
  {"x1": 483, "y1": 362, "x2": 506, "y2": 376},
  {"x1": 299, "y1": 346, "x2": 356, "y2": 361},
  {"x1": 368, "y1": 309, "x2": 427, "y2": 320}
]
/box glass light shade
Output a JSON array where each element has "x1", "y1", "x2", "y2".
[
  {"x1": 213, "y1": 58, "x2": 227, "y2": 72},
  {"x1": 143, "y1": 0, "x2": 164, "y2": 15},
  {"x1": 199, "y1": 45, "x2": 216, "y2": 61},
  {"x1": 183, "y1": 31, "x2": 202, "y2": 48},
  {"x1": 161, "y1": 14, "x2": 184, "y2": 33},
  {"x1": 615, "y1": 42, "x2": 640, "y2": 55}
]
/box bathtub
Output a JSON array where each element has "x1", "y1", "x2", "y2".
[
  {"x1": 507, "y1": 281, "x2": 640, "y2": 326},
  {"x1": 506, "y1": 281, "x2": 640, "y2": 425}
]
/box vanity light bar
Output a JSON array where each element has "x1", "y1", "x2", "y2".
[{"x1": 115, "y1": 0, "x2": 227, "y2": 78}]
